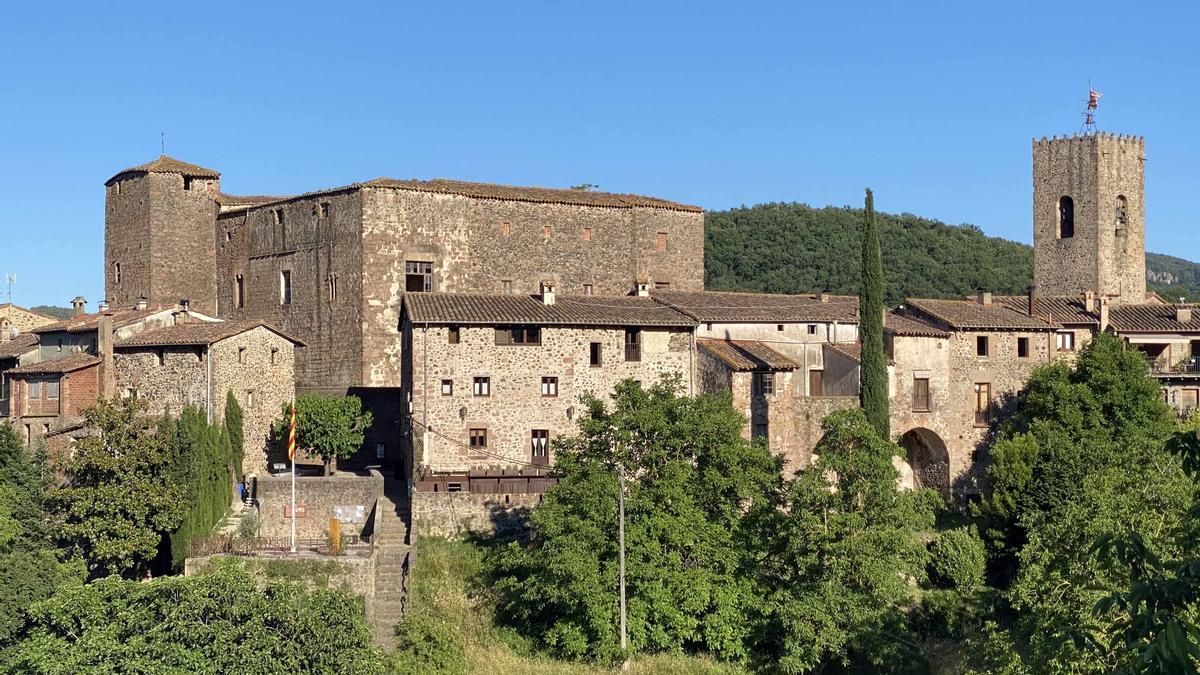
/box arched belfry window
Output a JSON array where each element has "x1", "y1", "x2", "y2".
[
  {"x1": 1115, "y1": 195, "x2": 1128, "y2": 235},
  {"x1": 1058, "y1": 196, "x2": 1075, "y2": 239}
]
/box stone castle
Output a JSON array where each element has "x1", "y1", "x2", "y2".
[{"x1": 3, "y1": 128, "x2": 1198, "y2": 535}]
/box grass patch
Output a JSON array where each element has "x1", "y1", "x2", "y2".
[{"x1": 399, "y1": 537, "x2": 747, "y2": 674}]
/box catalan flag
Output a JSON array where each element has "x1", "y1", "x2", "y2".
[{"x1": 288, "y1": 402, "x2": 297, "y2": 462}]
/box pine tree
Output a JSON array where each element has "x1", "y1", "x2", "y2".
[{"x1": 859, "y1": 188, "x2": 889, "y2": 439}]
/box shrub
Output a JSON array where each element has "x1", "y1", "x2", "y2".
[
  {"x1": 929, "y1": 527, "x2": 986, "y2": 591},
  {"x1": 390, "y1": 611, "x2": 468, "y2": 674}
]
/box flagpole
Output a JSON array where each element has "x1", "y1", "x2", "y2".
[{"x1": 289, "y1": 398, "x2": 297, "y2": 554}]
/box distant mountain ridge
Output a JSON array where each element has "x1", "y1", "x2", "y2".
[{"x1": 704, "y1": 202, "x2": 1200, "y2": 304}]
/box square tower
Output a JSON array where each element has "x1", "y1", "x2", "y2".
[
  {"x1": 104, "y1": 156, "x2": 221, "y2": 314},
  {"x1": 1033, "y1": 133, "x2": 1146, "y2": 303}
]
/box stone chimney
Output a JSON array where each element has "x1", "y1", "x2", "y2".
[
  {"x1": 819, "y1": 291, "x2": 831, "y2": 303},
  {"x1": 180, "y1": 298, "x2": 190, "y2": 313},
  {"x1": 1084, "y1": 290, "x2": 1096, "y2": 313},
  {"x1": 634, "y1": 281, "x2": 651, "y2": 298},
  {"x1": 98, "y1": 300, "x2": 110, "y2": 313},
  {"x1": 71, "y1": 296, "x2": 87, "y2": 317},
  {"x1": 1099, "y1": 297, "x2": 1111, "y2": 332},
  {"x1": 1027, "y1": 286, "x2": 1036, "y2": 317},
  {"x1": 1178, "y1": 306, "x2": 1194, "y2": 325},
  {"x1": 135, "y1": 296, "x2": 148, "y2": 311},
  {"x1": 539, "y1": 280, "x2": 556, "y2": 306},
  {"x1": 977, "y1": 290, "x2": 992, "y2": 306},
  {"x1": 97, "y1": 310, "x2": 116, "y2": 398},
  {"x1": 0, "y1": 319, "x2": 10, "y2": 343}
]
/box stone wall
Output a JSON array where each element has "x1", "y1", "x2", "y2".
[
  {"x1": 1033, "y1": 134, "x2": 1146, "y2": 303},
  {"x1": 408, "y1": 323, "x2": 692, "y2": 472},
  {"x1": 0, "y1": 306, "x2": 56, "y2": 333},
  {"x1": 185, "y1": 552, "x2": 376, "y2": 600},
  {"x1": 210, "y1": 327, "x2": 296, "y2": 474},
  {"x1": 253, "y1": 470, "x2": 383, "y2": 540},
  {"x1": 411, "y1": 490, "x2": 543, "y2": 539}
]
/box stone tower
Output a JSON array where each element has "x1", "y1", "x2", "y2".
[
  {"x1": 1032, "y1": 133, "x2": 1146, "y2": 303},
  {"x1": 104, "y1": 156, "x2": 221, "y2": 314}
]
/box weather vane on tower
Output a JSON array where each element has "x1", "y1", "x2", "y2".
[{"x1": 1082, "y1": 84, "x2": 1101, "y2": 133}]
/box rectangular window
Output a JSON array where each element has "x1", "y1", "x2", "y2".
[
  {"x1": 583, "y1": 284, "x2": 593, "y2": 296},
  {"x1": 753, "y1": 422, "x2": 768, "y2": 438},
  {"x1": 1056, "y1": 331, "x2": 1076, "y2": 352},
  {"x1": 807, "y1": 324, "x2": 818, "y2": 335},
  {"x1": 582, "y1": 227, "x2": 592, "y2": 241},
  {"x1": 501, "y1": 280, "x2": 513, "y2": 294},
  {"x1": 183, "y1": 176, "x2": 194, "y2": 191},
  {"x1": 246, "y1": 390, "x2": 256, "y2": 409},
  {"x1": 976, "y1": 335, "x2": 989, "y2": 357},
  {"x1": 809, "y1": 370, "x2": 824, "y2": 397},
  {"x1": 531, "y1": 429, "x2": 550, "y2": 464},
  {"x1": 238, "y1": 347, "x2": 246, "y2": 364},
  {"x1": 469, "y1": 428, "x2": 488, "y2": 449},
  {"x1": 777, "y1": 324, "x2": 784, "y2": 332},
  {"x1": 753, "y1": 371, "x2": 775, "y2": 395},
  {"x1": 113, "y1": 262, "x2": 121, "y2": 284},
  {"x1": 234, "y1": 274, "x2": 245, "y2": 309},
  {"x1": 501, "y1": 222, "x2": 510, "y2": 237},
  {"x1": 46, "y1": 380, "x2": 59, "y2": 400},
  {"x1": 589, "y1": 342, "x2": 602, "y2": 367},
  {"x1": 327, "y1": 275, "x2": 338, "y2": 303},
  {"x1": 913, "y1": 377, "x2": 931, "y2": 412},
  {"x1": 473, "y1": 377, "x2": 490, "y2": 397},
  {"x1": 974, "y1": 383, "x2": 991, "y2": 426},
  {"x1": 543, "y1": 225, "x2": 552, "y2": 237},
  {"x1": 448, "y1": 326, "x2": 460, "y2": 344},
  {"x1": 405, "y1": 261, "x2": 433, "y2": 293},
  {"x1": 280, "y1": 269, "x2": 292, "y2": 305},
  {"x1": 1017, "y1": 337, "x2": 1030, "y2": 358},
  {"x1": 156, "y1": 349, "x2": 165, "y2": 366},
  {"x1": 28, "y1": 381, "x2": 41, "y2": 400},
  {"x1": 441, "y1": 379, "x2": 453, "y2": 396},
  {"x1": 624, "y1": 329, "x2": 641, "y2": 362},
  {"x1": 496, "y1": 326, "x2": 541, "y2": 345},
  {"x1": 320, "y1": 202, "x2": 330, "y2": 218},
  {"x1": 270, "y1": 347, "x2": 278, "y2": 366},
  {"x1": 1183, "y1": 389, "x2": 1199, "y2": 412},
  {"x1": 655, "y1": 232, "x2": 668, "y2": 251},
  {"x1": 541, "y1": 376, "x2": 558, "y2": 397}
]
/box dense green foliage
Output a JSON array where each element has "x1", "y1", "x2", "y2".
[
  {"x1": 5, "y1": 559, "x2": 384, "y2": 673},
  {"x1": 486, "y1": 379, "x2": 944, "y2": 671},
  {"x1": 929, "y1": 528, "x2": 986, "y2": 592},
  {"x1": 49, "y1": 398, "x2": 186, "y2": 579},
  {"x1": 272, "y1": 394, "x2": 373, "y2": 474},
  {"x1": 970, "y1": 332, "x2": 1195, "y2": 671},
  {"x1": 27, "y1": 305, "x2": 73, "y2": 321},
  {"x1": 164, "y1": 406, "x2": 234, "y2": 571},
  {"x1": 225, "y1": 390, "x2": 245, "y2": 478},
  {"x1": 704, "y1": 202, "x2": 1200, "y2": 303},
  {"x1": 0, "y1": 424, "x2": 83, "y2": 646},
  {"x1": 859, "y1": 190, "x2": 889, "y2": 438}
]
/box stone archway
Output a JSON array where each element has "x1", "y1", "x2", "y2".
[{"x1": 898, "y1": 428, "x2": 950, "y2": 497}]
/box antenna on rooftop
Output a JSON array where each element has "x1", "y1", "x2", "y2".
[
  {"x1": 161, "y1": 131, "x2": 165, "y2": 156},
  {"x1": 1081, "y1": 82, "x2": 1101, "y2": 133},
  {"x1": 3, "y1": 273, "x2": 14, "y2": 303}
]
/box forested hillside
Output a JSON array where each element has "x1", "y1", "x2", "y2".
[{"x1": 704, "y1": 203, "x2": 1200, "y2": 304}]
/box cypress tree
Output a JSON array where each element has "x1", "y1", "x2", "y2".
[
  {"x1": 225, "y1": 391, "x2": 244, "y2": 478},
  {"x1": 859, "y1": 189, "x2": 890, "y2": 439}
]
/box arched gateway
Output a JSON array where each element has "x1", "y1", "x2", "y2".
[{"x1": 897, "y1": 428, "x2": 950, "y2": 496}]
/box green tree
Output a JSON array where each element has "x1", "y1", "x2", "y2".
[
  {"x1": 165, "y1": 406, "x2": 234, "y2": 571},
  {"x1": 486, "y1": 377, "x2": 781, "y2": 666},
  {"x1": 5, "y1": 559, "x2": 384, "y2": 673},
  {"x1": 272, "y1": 394, "x2": 373, "y2": 475},
  {"x1": 859, "y1": 189, "x2": 889, "y2": 438},
  {"x1": 753, "y1": 409, "x2": 940, "y2": 672},
  {"x1": 49, "y1": 397, "x2": 186, "y2": 579},
  {"x1": 225, "y1": 390, "x2": 245, "y2": 478}
]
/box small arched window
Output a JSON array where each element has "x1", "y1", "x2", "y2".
[
  {"x1": 1058, "y1": 196, "x2": 1075, "y2": 239},
  {"x1": 1115, "y1": 195, "x2": 1128, "y2": 235}
]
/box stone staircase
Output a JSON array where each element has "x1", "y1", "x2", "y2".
[{"x1": 371, "y1": 476, "x2": 413, "y2": 647}]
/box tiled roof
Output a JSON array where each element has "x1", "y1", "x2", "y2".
[
  {"x1": 884, "y1": 312, "x2": 950, "y2": 338},
  {"x1": 33, "y1": 307, "x2": 171, "y2": 334},
  {"x1": 107, "y1": 155, "x2": 220, "y2": 184},
  {"x1": 0, "y1": 333, "x2": 39, "y2": 359},
  {"x1": 403, "y1": 293, "x2": 697, "y2": 327},
  {"x1": 995, "y1": 296, "x2": 1099, "y2": 325},
  {"x1": 823, "y1": 342, "x2": 896, "y2": 366},
  {"x1": 903, "y1": 298, "x2": 1058, "y2": 331},
  {"x1": 115, "y1": 321, "x2": 304, "y2": 348},
  {"x1": 361, "y1": 178, "x2": 701, "y2": 212},
  {"x1": 697, "y1": 339, "x2": 799, "y2": 371},
  {"x1": 1110, "y1": 304, "x2": 1200, "y2": 333},
  {"x1": 653, "y1": 290, "x2": 860, "y2": 323},
  {"x1": 6, "y1": 353, "x2": 100, "y2": 375},
  {"x1": 216, "y1": 193, "x2": 290, "y2": 208}
]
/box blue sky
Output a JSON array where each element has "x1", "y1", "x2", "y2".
[{"x1": 2, "y1": 1, "x2": 1197, "y2": 308}]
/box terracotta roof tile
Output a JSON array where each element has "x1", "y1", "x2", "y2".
[
  {"x1": 403, "y1": 293, "x2": 696, "y2": 327},
  {"x1": 115, "y1": 321, "x2": 304, "y2": 348},
  {"x1": 995, "y1": 295, "x2": 1099, "y2": 325},
  {"x1": 903, "y1": 298, "x2": 1058, "y2": 331},
  {"x1": 1110, "y1": 304, "x2": 1200, "y2": 333},
  {"x1": 33, "y1": 307, "x2": 172, "y2": 334},
  {"x1": 6, "y1": 353, "x2": 100, "y2": 375},
  {"x1": 884, "y1": 312, "x2": 950, "y2": 338},
  {"x1": 361, "y1": 178, "x2": 701, "y2": 212},
  {"x1": 697, "y1": 339, "x2": 799, "y2": 371},
  {"x1": 823, "y1": 341, "x2": 896, "y2": 366},
  {"x1": 654, "y1": 290, "x2": 860, "y2": 323},
  {"x1": 0, "y1": 333, "x2": 39, "y2": 359},
  {"x1": 107, "y1": 155, "x2": 220, "y2": 184}
]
